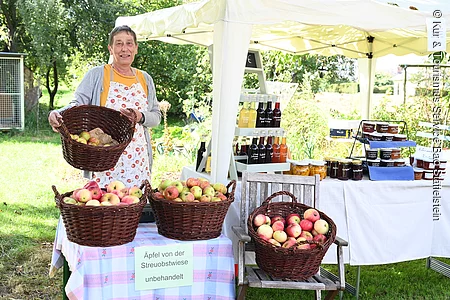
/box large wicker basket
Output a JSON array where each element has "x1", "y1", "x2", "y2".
[
  {"x1": 52, "y1": 180, "x2": 150, "y2": 247},
  {"x1": 149, "y1": 180, "x2": 236, "y2": 241},
  {"x1": 247, "y1": 191, "x2": 336, "y2": 280},
  {"x1": 57, "y1": 105, "x2": 136, "y2": 172}
]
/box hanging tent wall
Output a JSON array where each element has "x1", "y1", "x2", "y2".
[{"x1": 116, "y1": 0, "x2": 450, "y2": 183}]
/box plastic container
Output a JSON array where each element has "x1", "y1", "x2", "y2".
[
  {"x1": 414, "y1": 168, "x2": 423, "y2": 180},
  {"x1": 376, "y1": 122, "x2": 389, "y2": 133},
  {"x1": 380, "y1": 148, "x2": 392, "y2": 160},
  {"x1": 390, "y1": 148, "x2": 401, "y2": 160},
  {"x1": 291, "y1": 160, "x2": 310, "y2": 176},
  {"x1": 310, "y1": 160, "x2": 327, "y2": 180},
  {"x1": 393, "y1": 134, "x2": 407, "y2": 141},
  {"x1": 366, "y1": 149, "x2": 378, "y2": 160},
  {"x1": 362, "y1": 122, "x2": 376, "y2": 133},
  {"x1": 387, "y1": 124, "x2": 399, "y2": 134},
  {"x1": 380, "y1": 159, "x2": 394, "y2": 167}
]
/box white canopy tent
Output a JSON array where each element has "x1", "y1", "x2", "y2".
[{"x1": 116, "y1": 0, "x2": 450, "y2": 183}]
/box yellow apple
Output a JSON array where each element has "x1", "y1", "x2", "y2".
[{"x1": 107, "y1": 180, "x2": 126, "y2": 193}]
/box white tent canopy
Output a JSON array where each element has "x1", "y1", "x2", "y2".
[{"x1": 116, "y1": 0, "x2": 450, "y2": 183}]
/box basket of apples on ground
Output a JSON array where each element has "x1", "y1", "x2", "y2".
[
  {"x1": 149, "y1": 177, "x2": 236, "y2": 241},
  {"x1": 57, "y1": 105, "x2": 136, "y2": 172},
  {"x1": 247, "y1": 191, "x2": 336, "y2": 281},
  {"x1": 52, "y1": 179, "x2": 150, "y2": 247}
]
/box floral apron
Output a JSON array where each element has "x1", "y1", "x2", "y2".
[{"x1": 92, "y1": 67, "x2": 150, "y2": 188}]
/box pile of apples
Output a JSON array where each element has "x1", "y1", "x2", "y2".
[
  {"x1": 252, "y1": 208, "x2": 330, "y2": 250},
  {"x1": 62, "y1": 180, "x2": 143, "y2": 207},
  {"x1": 69, "y1": 127, "x2": 117, "y2": 147},
  {"x1": 153, "y1": 177, "x2": 228, "y2": 203}
]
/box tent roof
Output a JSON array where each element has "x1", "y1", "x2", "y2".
[{"x1": 116, "y1": 0, "x2": 450, "y2": 58}]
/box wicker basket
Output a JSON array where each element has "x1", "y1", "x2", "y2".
[
  {"x1": 57, "y1": 105, "x2": 136, "y2": 172},
  {"x1": 52, "y1": 180, "x2": 150, "y2": 247},
  {"x1": 149, "y1": 180, "x2": 236, "y2": 241},
  {"x1": 247, "y1": 191, "x2": 336, "y2": 280}
]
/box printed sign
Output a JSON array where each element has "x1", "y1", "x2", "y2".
[
  {"x1": 135, "y1": 244, "x2": 193, "y2": 290},
  {"x1": 427, "y1": 12, "x2": 446, "y2": 51}
]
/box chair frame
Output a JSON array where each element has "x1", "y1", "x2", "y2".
[{"x1": 231, "y1": 171, "x2": 348, "y2": 300}]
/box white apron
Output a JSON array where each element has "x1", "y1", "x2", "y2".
[{"x1": 92, "y1": 67, "x2": 150, "y2": 188}]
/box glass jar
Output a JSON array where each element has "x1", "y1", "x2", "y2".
[
  {"x1": 338, "y1": 159, "x2": 352, "y2": 180},
  {"x1": 351, "y1": 160, "x2": 363, "y2": 181},
  {"x1": 324, "y1": 157, "x2": 332, "y2": 176},
  {"x1": 413, "y1": 168, "x2": 423, "y2": 180},
  {"x1": 310, "y1": 160, "x2": 327, "y2": 180},
  {"x1": 291, "y1": 161, "x2": 310, "y2": 176},
  {"x1": 330, "y1": 159, "x2": 339, "y2": 178}
]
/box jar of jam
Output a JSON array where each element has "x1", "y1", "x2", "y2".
[
  {"x1": 366, "y1": 149, "x2": 378, "y2": 160},
  {"x1": 362, "y1": 122, "x2": 376, "y2": 133},
  {"x1": 390, "y1": 148, "x2": 401, "y2": 160},
  {"x1": 376, "y1": 122, "x2": 389, "y2": 133},
  {"x1": 414, "y1": 168, "x2": 423, "y2": 180},
  {"x1": 291, "y1": 160, "x2": 310, "y2": 176},
  {"x1": 330, "y1": 159, "x2": 339, "y2": 178},
  {"x1": 370, "y1": 132, "x2": 383, "y2": 141},
  {"x1": 393, "y1": 134, "x2": 407, "y2": 141},
  {"x1": 380, "y1": 148, "x2": 392, "y2": 160},
  {"x1": 338, "y1": 159, "x2": 352, "y2": 180},
  {"x1": 367, "y1": 159, "x2": 381, "y2": 167},
  {"x1": 310, "y1": 160, "x2": 327, "y2": 180},
  {"x1": 324, "y1": 157, "x2": 332, "y2": 176},
  {"x1": 380, "y1": 159, "x2": 394, "y2": 167},
  {"x1": 382, "y1": 133, "x2": 394, "y2": 141},
  {"x1": 387, "y1": 124, "x2": 399, "y2": 134},
  {"x1": 352, "y1": 160, "x2": 363, "y2": 180}
]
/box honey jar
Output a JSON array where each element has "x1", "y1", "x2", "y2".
[
  {"x1": 291, "y1": 160, "x2": 310, "y2": 176},
  {"x1": 310, "y1": 160, "x2": 327, "y2": 180}
]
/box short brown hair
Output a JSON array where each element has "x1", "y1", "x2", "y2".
[{"x1": 109, "y1": 25, "x2": 137, "y2": 46}]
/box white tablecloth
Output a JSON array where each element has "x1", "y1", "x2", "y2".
[{"x1": 181, "y1": 166, "x2": 450, "y2": 266}]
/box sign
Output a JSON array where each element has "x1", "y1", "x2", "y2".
[
  {"x1": 427, "y1": 11, "x2": 446, "y2": 51},
  {"x1": 246, "y1": 52, "x2": 257, "y2": 68},
  {"x1": 135, "y1": 244, "x2": 193, "y2": 290}
]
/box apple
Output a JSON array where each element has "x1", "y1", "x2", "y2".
[
  {"x1": 85, "y1": 199, "x2": 100, "y2": 206},
  {"x1": 282, "y1": 237, "x2": 297, "y2": 248},
  {"x1": 313, "y1": 234, "x2": 327, "y2": 244},
  {"x1": 199, "y1": 195, "x2": 211, "y2": 202},
  {"x1": 87, "y1": 137, "x2": 100, "y2": 146},
  {"x1": 311, "y1": 229, "x2": 319, "y2": 236},
  {"x1": 100, "y1": 201, "x2": 113, "y2": 206},
  {"x1": 272, "y1": 230, "x2": 288, "y2": 243},
  {"x1": 180, "y1": 191, "x2": 195, "y2": 202},
  {"x1": 71, "y1": 188, "x2": 83, "y2": 200},
  {"x1": 186, "y1": 177, "x2": 200, "y2": 188},
  {"x1": 76, "y1": 138, "x2": 87, "y2": 144},
  {"x1": 296, "y1": 237, "x2": 311, "y2": 250},
  {"x1": 79, "y1": 131, "x2": 90, "y2": 141},
  {"x1": 285, "y1": 223, "x2": 302, "y2": 238},
  {"x1": 101, "y1": 193, "x2": 120, "y2": 205},
  {"x1": 163, "y1": 186, "x2": 179, "y2": 200},
  {"x1": 128, "y1": 186, "x2": 143, "y2": 198},
  {"x1": 202, "y1": 186, "x2": 215, "y2": 197},
  {"x1": 304, "y1": 208, "x2": 321, "y2": 223},
  {"x1": 181, "y1": 186, "x2": 190, "y2": 193},
  {"x1": 171, "y1": 180, "x2": 184, "y2": 193},
  {"x1": 153, "y1": 191, "x2": 165, "y2": 200},
  {"x1": 70, "y1": 134, "x2": 79, "y2": 140},
  {"x1": 314, "y1": 219, "x2": 329, "y2": 235},
  {"x1": 173, "y1": 197, "x2": 183, "y2": 202},
  {"x1": 158, "y1": 179, "x2": 172, "y2": 192},
  {"x1": 214, "y1": 191, "x2": 227, "y2": 201},
  {"x1": 271, "y1": 215, "x2": 285, "y2": 226},
  {"x1": 253, "y1": 214, "x2": 268, "y2": 227},
  {"x1": 83, "y1": 180, "x2": 100, "y2": 190},
  {"x1": 299, "y1": 231, "x2": 314, "y2": 241},
  {"x1": 268, "y1": 238, "x2": 282, "y2": 247},
  {"x1": 286, "y1": 213, "x2": 301, "y2": 225},
  {"x1": 77, "y1": 189, "x2": 92, "y2": 203},
  {"x1": 257, "y1": 224, "x2": 273, "y2": 240},
  {"x1": 211, "y1": 197, "x2": 222, "y2": 202},
  {"x1": 89, "y1": 187, "x2": 103, "y2": 200},
  {"x1": 121, "y1": 195, "x2": 140, "y2": 204},
  {"x1": 62, "y1": 197, "x2": 77, "y2": 205},
  {"x1": 212, "y1": 182, "x2": 227, "y2": 194},
  {"x1": 300, "y1": 219, "x2": 314, "y2": 232},
  {"x1": 264, "y1": 216, "x2": 271, "y2": 225},
  {"x1": 198, "y1": 179, "x2": 210, "y2": 190},
  {"x1": 111, "y1": 189, "x2": 126, "y2": 199},
  {"x1": 271, "y1": 220, "x2": 285, "y2": 232},
  {"x1": 190, "y1": 186, "x2": 203, "y2": 199},
  {"x1": 107, "y1": 180, "x2": 126, "y2": 193}
]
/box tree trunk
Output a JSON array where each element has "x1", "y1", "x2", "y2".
[{"x1": 46, "y1": 60, "x2": 59, "y2": 110}]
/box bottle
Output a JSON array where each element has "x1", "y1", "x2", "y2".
[
  {"x1": 272, "y1": 102, "x2": 281, "y2": 127},
  {"x1": 264, "y1": 101, "x2": 273, "y2": 127},
  {"x1": 237, "y1": 103, "x2": 250, "y2": 128},
  {"x1": 257, "y1": 136, "x2": 266, "y2": 163},
  {"x1": 247, "y1": 102, "x2": 257, "y2": 128},
  {"x1": 234, "y1": 141, "x2": 240, "y2": 156},
  {"x1": 195, "y1": 141, "x2": 206, "y2": 172},
  {"x1": 255, "y1": 102, "x2": 265, "y2": 128},
  {"x1": 279, "y1": 137, "x2": 288, "y2": 163},
  {"x1": 265, "y1": 136, "x2": 273, "y2": 163},
  {"x1": 272, "y1": 136, "x2": 280, "y2": 163},
  {"x1": 248, "y1": 137, "x2": 259, "y2": 164}
]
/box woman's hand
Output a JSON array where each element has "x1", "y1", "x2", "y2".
[
  {"x1": 120, "y1": 108, "x2": 142, "y2": 124},
  {"x1": 48, "y1": 111, "x2": 63, "y2": 132}
]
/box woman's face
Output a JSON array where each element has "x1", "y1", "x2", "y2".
[{"x1": 108, "y1": 31, "x2": 138, "y2": 67}]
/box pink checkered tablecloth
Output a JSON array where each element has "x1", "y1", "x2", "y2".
[{"x1": 50, "y1": 219, "x2": 236, "y2": 300}]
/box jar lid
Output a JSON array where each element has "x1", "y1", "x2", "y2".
[
  {"x1": 311, "y1": 160, "x2": 326, "y2": 166},
  {"x1": 371, "y1": 132, "x2": 383, "y2": 137},
  {"x1": 291, "y1": 160, "x2": 309, "y2": 166},
  {"x1": 367, "y1": 159, "x2": 381, "y2": 162},
  {"x1": 363, "y1": 121, "x2": 376, "y2": 125},
  {"x1": 394, "y1": 158, "x2": 405, "y2": 162},
  {"x1": 413, "y1": 168, "x2": 424, "y2": 172},
  {"x1": 388, "y1": 123, "x2": 399, "y2": 127},
  {"x1": 381, "y1": 159, "x2": 393, "y2": 162},
  {"x1": 383, "y1": 133, "x2": 394, "y2": 136},
  {"x1": 376, "y1": 121, "x2": 389, "y2": 125},
  {"x1": 395, "y1": 134, "x2": 407, "y2": 138},
  {"x1": 380, "y1": 148, "x2": 392, "y2": 151},
  {"x1": 352, "y1": 160, "x2": 362, "y2": 165}
]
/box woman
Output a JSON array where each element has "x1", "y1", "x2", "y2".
[{"x1": 49, "y1": 25, "x2": 161, "y2": 188}]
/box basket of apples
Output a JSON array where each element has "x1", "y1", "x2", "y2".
[
  {"x1": 57, "y1": 105, "x2": 136, "y2": 172},
  {"x1": 247, "y1": 191, "x2": 336, "y2": 281},
  {"x1": 148, "y1": 177, "x2": 236, "y2": 241},
  {"x1": 52, "y1": 179, "x2": 150, "y2": 247}
]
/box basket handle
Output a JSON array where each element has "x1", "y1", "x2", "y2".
[
  {"x1": 56, "y1": 120, "x2": 72, "y2": 139},
  {"x1": 260, "y1": 191, "x2": 298, "y2": 209},
  {"x1": 226, "y1": 180, "x2": 237, "y2": 200},
  {"x1": 52, "y1": 185, "x2": 63, "y2": 207}
]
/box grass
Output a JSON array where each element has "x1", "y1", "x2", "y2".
[{"x1": 1, "y1": 91, "x2": 450, "y2": 299}]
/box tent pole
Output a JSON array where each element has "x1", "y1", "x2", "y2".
[{"x1": 403, "y1": 66, "x2": 407, "y2": 105}]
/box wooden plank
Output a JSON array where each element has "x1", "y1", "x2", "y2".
[
  {"x1": 313, "y1": 274, "x2": 338, "y2": 290},
  {"x1": 246, "y1": 266, "x2": 262, "y2": 288}
]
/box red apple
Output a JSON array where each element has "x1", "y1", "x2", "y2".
[
  {"x1": 299, "y1": 231, "x2": 314, "y2": 241},
  {"x1": 128, "y1": 186, "x2": 143, "y2": 198},
  {"x1": 271, "y1": 220, "x2": 285, "y2": 232},
  {"x1": 186, "y1": 177, "x2": 200, "y2": 188},
  {"x1": 198, "y1": 179, "x2": 210, "y2": 190},
  {"x1": 281, "y1": 237, "x2": 297, "y2": 248},
  {"x1": 111, "y1": 189, "x2": 126, "y2": 199},
  {"x1": 257, "y1": 224, "x2": 273, "y2": 240},
  {"x1": 304, "y1": 208, "x2": 320, "y2": 223},
  {"x1": 300, "y1": 219, "x2": 313, "y2": 232},
  {"x1": 100, "y1": 192, "x2": 120, "y2": 205},
  {"x1": 153, "y1": 191, "x2": 165, "y2": 200},
  {"x1": 77, "y1": 188, "x2": 92, "y2": 203},
  {"x1": 214, "y1": 191, "x2": 227, "y2": 201},
  {"x1": 270, "y1": 215, "x2": 286, "y2": 225},
  {"x1": 253, "y1": 214, "x2": 267, "y2": 227},
  {"x1": 90, "y1": 187, "x2": 103, "y2": 200},
  {"x1": 163, "y1": 186, "x2": 179, "y2": 200},
  {"x1": 180, "y1": 191, "x2": 195, "y2": 202},
  {"x1": 313, "y1": 234, "x2": 327, "y2": 244},
  {"x1": 121, "y1": 195, "x2": 140, "y2": 204},
  {"x1": 296, "y1": 237, "x2": 311, "y2": 250},
  {"x1": 286, "y1": 213, "x2": 301, "y2": 225},
  {"x1": 285, "y1": 223, "x2": 302, "y2": 238},
  {"x1": 107, "y1": 180, "x2": 126, "y2": 193}
]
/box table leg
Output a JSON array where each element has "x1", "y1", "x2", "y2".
[{"x1": 62, "y1": 255, "x2": 71, "y2": 300}]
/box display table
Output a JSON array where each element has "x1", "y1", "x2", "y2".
[
  {"x1": 181, "y1": 165, "x2": 450, "y2": 266},
  {"x1": 50, "y1": 219, "x2": 236, "y2": 300}
]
